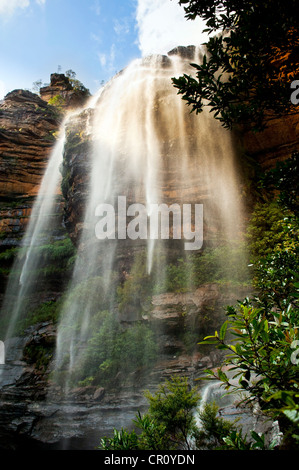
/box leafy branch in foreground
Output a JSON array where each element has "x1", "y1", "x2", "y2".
[
  {"x1": 173, "y1": 1, "x2": 299, "y2": 131},
  {"x1": 199, "y1": 298, "x2": 299, "y2": 449}
]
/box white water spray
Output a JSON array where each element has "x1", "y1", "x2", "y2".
[
  {"x1": 52, "y1": 48, "x2": 245, "y2": 391},
  {"x1": 0, "y1": 94, "x2": 99, "y2": 352}
]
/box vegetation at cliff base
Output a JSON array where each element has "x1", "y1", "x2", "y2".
[{"x1": 99, "y1": 375, "x2": 277, "y2": 450}]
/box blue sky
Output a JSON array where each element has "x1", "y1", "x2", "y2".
[{"x1": 0, "y1": 0, "x2": 207, "y2": 99}]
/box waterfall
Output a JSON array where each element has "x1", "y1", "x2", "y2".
[
  {"x1": 0, "y1": 97, "x2": 98, "y2": 358},
  {"x1": 0, "y1": 127, "x2": 65, "y2": 354},
  {"x1": 1, "y1": 47, "x2": 248, "y2": 396},
  {"x1": 53, "y1": 48, "x2": 246, "y2": 392}
]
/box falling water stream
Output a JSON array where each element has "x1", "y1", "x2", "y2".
[
  {"x1": 53, "y1": 49, "x2": 245, "y2": 391},
  {"x1": 0, "y1": 96, "x2": 99, "y2": 361},
  {"x1": 0, "y1": 126, "x2": 66, "y2": 351},
  {"x1": 1, "y1": 47, "x2": 247, "y2": 403}
]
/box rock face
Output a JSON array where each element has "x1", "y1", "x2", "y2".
[
  {"x1": 60, "y1": 109, "x2": 93, "y2": 246},
  {"x1": 0, "y1": 89, "x2": 61, "y2": 249},
  {"x1": 240, "y1": 111, "x2": 299, "y2": 169},
  {"x1": 0, "y1": 89, "x2": 63, "y2": 301},
  {"x1": 0, "y1": 283, "x2": 247, "y2": 450},
  {"x1": 40, "y1": 73, "x2": 90, "y2": 110},
  {"x1": 0, "y1": 89, "x2": 59, "y2": 200},
  {"x1": 0, "y1": 76, "x2": 89, "y2": 298}
]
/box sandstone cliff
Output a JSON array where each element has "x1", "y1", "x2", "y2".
[
  {"x1": 0, "y1": 89, "x2": 61, "y2": 245},
  {"x1": 40, "y1": 73, "x2": 90, "y2": 110},
  {"x1": 0, "y1": 75, "x2": 90, "y2": 301},
  {"x1": 240, "y1": 112, "x2": 299, "y2": 169}
]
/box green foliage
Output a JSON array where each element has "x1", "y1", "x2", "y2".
[
  {"x1": 99, "y1": 428, "x2": 139, "y2": 450},
  {"x1": 100, "y1": 412, "x2": 170, "y2": 451},
  {"x1": 246, "y1": 157, "x2": 299, "y2": 310},
  {"x1": 144, "y1": 376, "x2": 199, "y2": 449},
  {"x1": 132, "y1": 412, "x2": 169, "y2": 450},
  {"x1": 99, "y1": 375, "x2": 273, "y2": 450},
  {"x1": 23, "y1": 342, "x2": 53, "y2": 371},
  {"x1": 173, "y1": 1, "x2": 298, "y2": 131},
  {"x1": 156, "y1": 242, "x2": 251, "y2": 294},
  {"x1": 21, "y1": 237, "x2": 76, "y2": 278},
  {"x1": 247, "y1": 201, "x2": 298, "y2": 310},
  {"x1": 0, "y1": 237, "x2": 75, "y2": 335},
  {"x1": 259, "y1": 151, "x2": 299, "y2": 213},
  {"x1": 199, "y1": 299, "x2": 299, "y2": 448},
  {"x1": 222, "y1": 429, "x2": 277, "y2": 450},
  {"x1": 19, "y1": 300, "x2": 62, "y2": 332},
  {"x1": 254, "y1": 251, "x2": 298, "y2": 310},
  {"x1": 0, "y1": 247, "x2": 19, "y2": 262},
  {"x1": 61, "y1": 276, "x2": 116, "y2": 319},
  {"x1": 99, "y1": 376, "x2": 200, "y2": 450},
  {"x1": 70, "y1": 311, "x2": 158, "y2": 387},
  {"x1": 117, "y1": 253, "x2": 152, "y2": 312},
  {"x1": 247, "y1": 202, "x2": 296, "y2": 259},
  {"x1": 200, "y1": 301, "x2": 298, "y2": 403},
  {"x1": 196, "y1": 401, "x2": 237, "y2": 449},
  {"x1": 48, "y1": 94, "x2": 66, "y2": 111},
  {"x1": 36, "y1": 237, "x2": 75, "y2": 261},
  {"x1": 0, "y1": 247, "x2": 20, "y2": 277},
  {"x1": 65, "y1": 69, "x2": 90, "y2": 96},
  {"x1": 198, "y1": 153, "x2": 299, "y2": 449}
]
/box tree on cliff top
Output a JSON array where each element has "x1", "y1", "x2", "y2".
[{"x1": 172, "y1": 0, "x2": 299, "y2": 131}]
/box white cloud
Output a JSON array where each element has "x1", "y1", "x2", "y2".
[
  {"x1": 91, "y1": 32, "x2": 101, "y2": 44},
  {"x1": 0, "y1": 0, "x2": 30, "y2": 16},
  {"x1": 136, "y1": 0, "x2": 208, "y2": 57},
  {"x1": 0, "y1": 0, "x2": 45, "y2": 17},
  {"x1": 91, "y1": 0, "x2": 101, "y2": 16},
  {"x1": 113, "y1": 18, "x2": 130, "y2": 36},
  {"x1": 98, "y1": 44, "x2": 116, "y2": 73},
  {"x1": 98, "y1": 53, "x2": 107, "y2": 68}
]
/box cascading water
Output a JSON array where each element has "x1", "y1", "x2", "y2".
[
  {"x1": 0, "y1": 127, "x2": 65, "y2": 356},
  {"x1": 0, "y1": 97, "x2": 98, "y2": 363},
  {"x1": 1, "y1": 47, "x2": 249, "y2": 409},
  {"x1": 52, "y1": 47, "x2": 247, "y2": 393}
]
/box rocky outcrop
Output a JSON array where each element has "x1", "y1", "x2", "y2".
[
  {"x1": 0, "y1": 89, "x2": 60, "y2": 200},
  {"x1": 0, "y1": 90, "x2": 61, "y2": 247},
  {"x1": 40, "y1": 73, "x2": 90, "y2": 110},
  {"x1": 0, "y1": 73, "x2": 90, "y2": 249}
]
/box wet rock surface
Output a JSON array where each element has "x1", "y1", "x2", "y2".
[{"x1": 0, "y1": 282, "x2": 250, "y2": 450}]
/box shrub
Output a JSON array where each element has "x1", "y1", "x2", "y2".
[{"x1": 69, "y1": 311, "x2": 158, "y2": 387}]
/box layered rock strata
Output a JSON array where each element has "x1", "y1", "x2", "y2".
[{"x1": 40, "y1": 73, "x2": 90, "y2": 110}]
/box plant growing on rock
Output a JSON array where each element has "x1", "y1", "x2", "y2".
[{"x1": 65, "y1": 310, "x2": 158, "y2": 388}]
